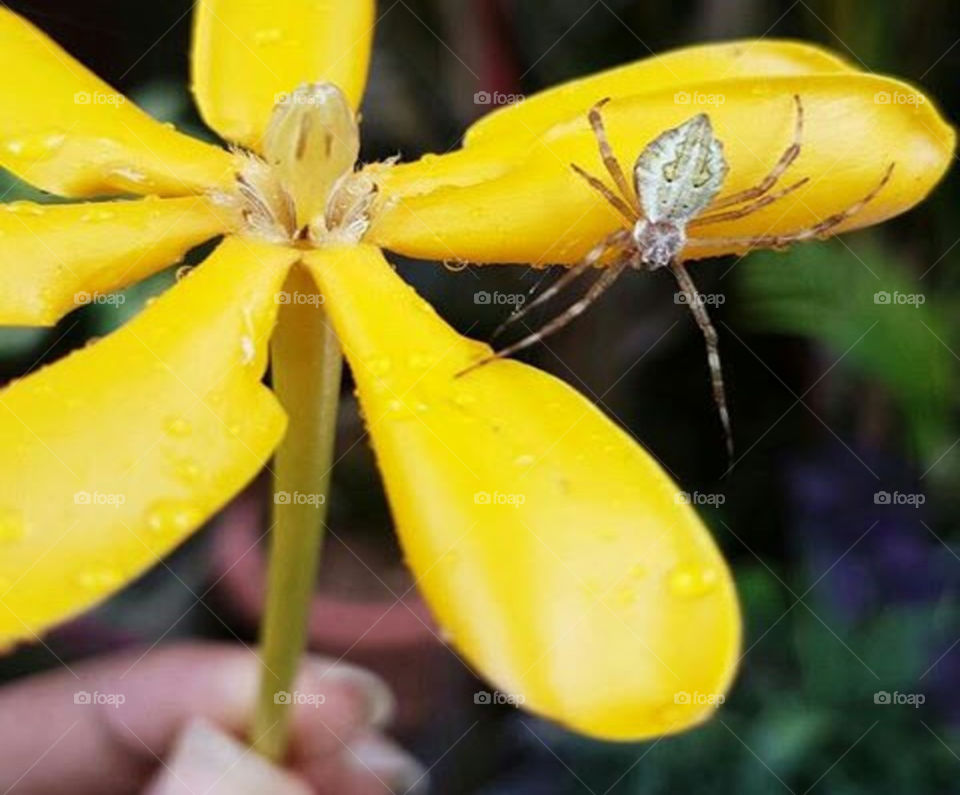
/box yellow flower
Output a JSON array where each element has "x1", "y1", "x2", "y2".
[{"x1": 0, "y1": 1, "x2": 951, "y2": 746}]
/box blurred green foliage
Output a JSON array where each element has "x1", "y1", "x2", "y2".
[{"x1": 737, "y1": 238, "x2": 956, "y2": 460}]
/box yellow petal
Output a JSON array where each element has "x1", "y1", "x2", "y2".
[
  {"x1": 376, "y1": 39, "x2": 858, "y2": 199},
  {"x1": 0, "y1": 8, "x2": 233, "y2": 198},
  {"x1": 466, "y1": 39, "x2": 856, "y2": 151},
  {"x1": 191, "y1": 0, "x2": 375, "y2": 149},
  {"x1": 0, "y1": 236, "x2": 296, "y2": 646},
  {"x1": 304, "y1": 244, "x2": 740, "y2": 741},
  {"x1": 370, "y1": 74, "x2": 954, "y2": 264},
  {"x1": 0, "y1": 197, "x2": 229, "y2": 326}
]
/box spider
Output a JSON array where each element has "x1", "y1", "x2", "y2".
[{"x1": 459, "y1": 95, "x2": 895, "y2": 458}]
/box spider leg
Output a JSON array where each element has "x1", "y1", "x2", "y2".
[
  {"x1": 492, "y1": 229, "x2": 630, "y2": 340},
  {"x1": 687, "y1": 163, "x2": 894, "y2": 253},
  {"x1": 458, "y1": 260, "x2": 630, "y2": 377},
  {"x1": 588, "y1": 98, "x2": 639, "y2": 212},
  {"x1": 670, "y1": 261, "x2": 734, "y2": 460},
  {"x1": 571, "y1": 163, "x2": 637, "y2": 223},
  {"x1": 689, "y1": 176, "x2": 810, "y2": 228},
  {"x1": 708, "y1": 94, "x2": 804, "y2": 212}
]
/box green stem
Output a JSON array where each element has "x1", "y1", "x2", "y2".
[{"x1": 251, "y1": 265, "x2": 342, "y2": 761}]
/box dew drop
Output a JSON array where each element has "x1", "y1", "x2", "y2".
[
  {"x1": 667, "y1": 563, "x2": 718, "y2": 598},
  {"x1": 613, "y1": 584, "x2": 637, "y2": 606},
  {"x1": 407, "y1": 352, "x2": 431, "y2": 370},
  {"x1": 80, "y1": 208, "x2": 116, "y2": 222},
  {"x1": 5, "y1": 201, "x2": 44, "y2": 216},
  {"x1": 513, "y1": 453, "x2": 535, "y2": 467},
  {"x1": 75, "y1": 567, "x2": 121, "y2": 590},
  {"x1": 253, "y1": 27, "x2": 283, "y2": 44},
  {"x1": 452, "y1": 391, "x2": 476, "y2": 408},
  {"x1": 0, "y1": 508, "x2": 26, "y2": 543},
  {"x1": 164, "y1": 416, "x2": 192, "y2": 437},
  {"x1": 367, "y1": 357, "x2": 391, "y2": 377},
  {"x1": 145, "y1": 499, "x2": 202, "y2": 536},
  {"x1": 172, "y1": 457, "x2": 201, "y2": 484},
  {"x1": 595, "y1": 527, "x2": 618, "y2": 542}
]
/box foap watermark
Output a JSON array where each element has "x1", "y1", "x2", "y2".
[
  {"x1": 874, "y1": 290, "x2": 925, "y2": 307},
  {"x1": 674, "y1": 90, "x2": 726, "y2": 107},
  {"x1": 474, "y1": 690, "x2": 525, "y2": 707},
  {"x1": 473, "y1": 91, "x2": 524, "y2": 107},
  {"x1": 674, "y1": 291, "x2": 725, "y2": 307},
  {"x1": 474, "y1": 290, "x2": 526, "y2": 307},
  {"x1": 474, "y1": 490, "x2": 526, "y2": 508},
  {"x1": 276, "y1": 291, "x2": 325, "y2": 307},
  {"x1": 874, "y1": 690, "x2": 925, "y2": 708},
  {"x1": 874, "y1": 91, "x2": 925, "y2": 106},
  {"x1": 274, "y1": 90, "x2": 324, "y2": 107},
  {"x1": 75, "y1": 291, "x2": 125, "y2": 307},
  {"x1": 874, "y1": 490, "x2": 926, "y2": 507},
  {"x1": 74, "y1": 91, "x2": 125, "y2": 106},
  {"x1": 674, "y1": 690, "x2": 725, "y2": 706},
  {"x1": 273, "y1": 690, "x2": 326, "y2": 708},
  {"x1": 74, "y1": 490, "x2": 126, "y2": 508},
  {"x1": 274, "y1": 491, "x2": 326, "y2": 507},
  {"x1": 675, "y1": 491, "x2": 726, "y2": 507},
  {"x1": 74, "y1": 690, "x2": 125, "y2": 708}
]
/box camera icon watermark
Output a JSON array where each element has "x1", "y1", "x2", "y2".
[
  {"x1": 474, "y1": 290, "x2": 526, "y2": 307},
  {"x1": 74, "y1": 91, "x2": 125, "y2": 107},
  {"x1": 873, "y1": 290, "x2": 925, "y2": 307},
  {"x1": 474, "y1": 690, "x2": 525, "y2": 706},
  {"x1": 473, "y1": 91, "x2": 525, "y2": 106},
  {"x1": 276, "y1": 291, "x2": 325, "y2": 307},
  {"x1": 674, "y1": 90, "x2": 726, "y2": 107},
  {"x1": 274, "y1": 491, "x2": 326, "y2": 507},
  {"x1": 675, "y1": 491, "x2": 726, "y2": 507},
  {"x1": 474, "y1": 491, "x2": 526, "y2": 508},
  {"x1": 874, "y1": 91, "x2": 925, "y2": 106},
  {"x1": 674, "y1": 690, "x2": 725, "y2": 706},
  {"x1": 873, "y1": 490, "x2": 925, "y2": 507},
  {"x1": 74, "y1": 490, "x2": 126, "y2": 508},
  {"x1": 874, "y1": 690, "x2": 925, "y2": 707},
  {"x1": 674, "y1": 291, "x2": 725, "y2": 307},
  {"x1": 74, "y1": 291, "x2": 126, "y2": 307},
  {"x1": 273, "y1": 690, "x2": 326, "y2": 707},
  {"x1": 74, "y1": 690, "x2": 126, "y2": 708}
]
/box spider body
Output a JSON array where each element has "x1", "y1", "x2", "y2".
[
  {"x1": 463, "y1": 96, "x2": 894, "y2": 460},
  {"x1": 632, "y1": 219, "x2": 686, "y2": 270}
]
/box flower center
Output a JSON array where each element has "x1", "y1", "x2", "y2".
[{"x1": 217, "y1": 83, "x2": 376, "y2": 246}]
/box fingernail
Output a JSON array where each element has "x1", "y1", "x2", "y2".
[
  {"x1": 348, "y1": 735, "x2": 430, "y2": 794},
  {"x1": 306, "y1": 659, "x2": 396, "y2": 729},
  {"x1": 150, "y1": 719, "x2": 310, "y2": 795}
]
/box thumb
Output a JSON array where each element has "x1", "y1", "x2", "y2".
[{"x1": 145, "y1": 719, "x2": 311, "y2": 795}]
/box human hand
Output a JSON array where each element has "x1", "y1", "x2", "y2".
[{"x1": 0, "y1": 642, "x2": 427, "y2": 794}]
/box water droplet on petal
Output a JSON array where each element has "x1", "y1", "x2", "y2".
[
  {"x1": 407, "y1": 353, "x2": 431, "y2": 370},
  {"x1": 0, "y1": 508, "x2": 26, "y2": 543},
  {"x1": 513, "y1": 453, "x2": 535, "y2": 467},
  {"x1": 172, "y1": 457, "x2": 201, "y2": 484},
  {"x1": 368, "y1": 357, "x2": 391, "y2": 377},
  {"x1": 164, "y1": 416, "x2": 192, "y2": 437},
  {"x1": 80, "y1": 207, "x2": 116, "y2": 222},
  {"x1": 145, "y1": 499, "x2": 202, "y2": 537},
  {"x1": 667, "y1": 563, "x2": 718, "y2": 598},
  {"x1": 253, "y1": 27, "x2": 283, "y2": 45},
  {"x1": 75, "y1": 567, "x2": 121, "y2": 590}
]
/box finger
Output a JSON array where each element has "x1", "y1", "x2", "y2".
[
  {"x1": 0, "y1": 642, "x2": 394, "y2": 795},
  {"x1": 145, "y1": 719, "x2": 311, "y2": 795},
  {"x1": 297, "y1": 733, "x2": 430, "y2": 795}
]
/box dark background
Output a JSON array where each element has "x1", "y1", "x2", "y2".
[{"x1": 2, "y1": 1, "x2": 960, "y2": 793}]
